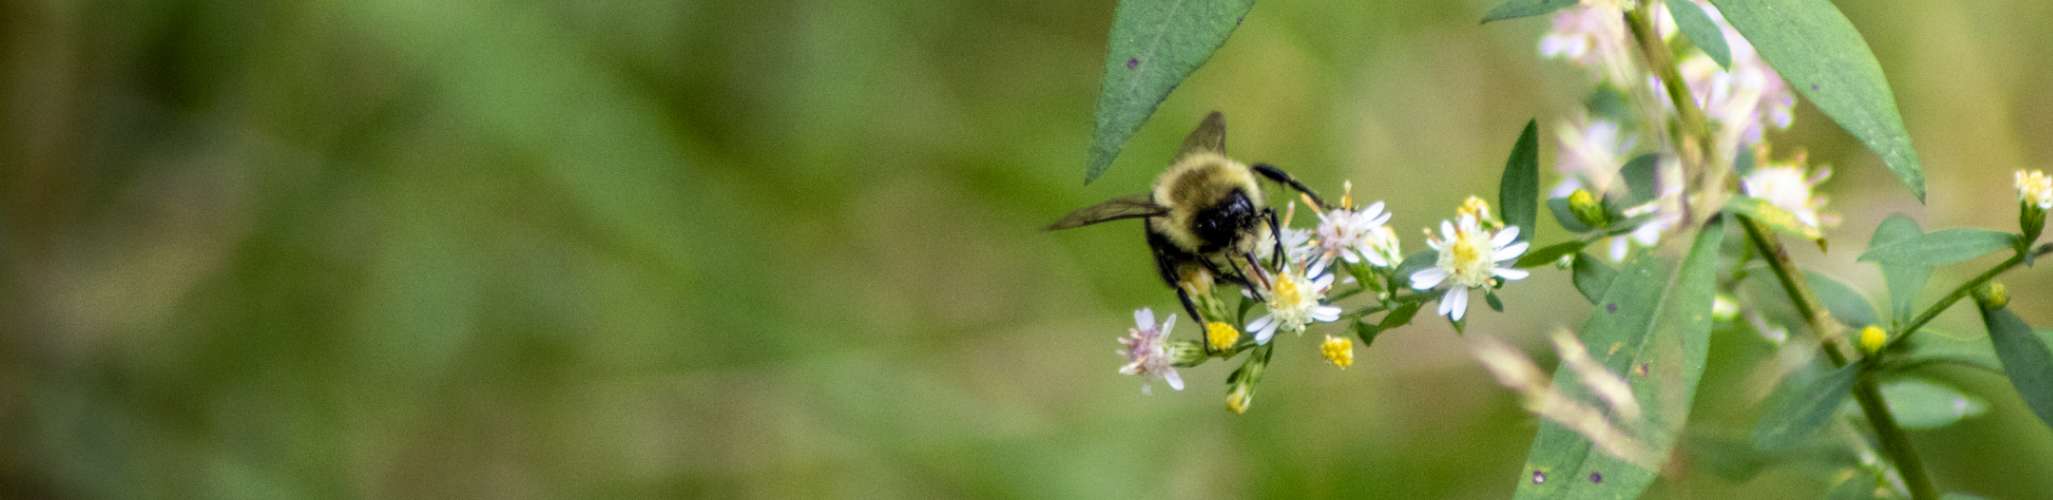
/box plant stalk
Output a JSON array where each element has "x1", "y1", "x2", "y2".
[{"x1": 1622, "y1": 4, "x2": 1937, "y2": 498}]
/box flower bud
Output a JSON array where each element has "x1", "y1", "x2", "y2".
[
  {"x1": 1568, "y1": 188, "x2": 1609, "y2": 228},
  {"x1": 1226, "y1": 384, "x2": 1253, "y2": 415},
  {"x1": 1320, "y1": 335, "x2": 1355, "y2": 369},
  {"x1": 1711, "y1": 294, "x2": 1739, "y2": 322},
  {"x1": 2017, "y1": 170, "x2": 2051, "y2": 244},
  {"x1": 1857, "y1": 325, "x2": 1887, "y2": 356},
  {"x1": 1974, "y1": 282, "x2": 2010, "y2": 310},
  {"x1": 1205, "y1": 321, "x2": 1241, "y2": 352},
  {"x1": 1167, "y1": 340, "x2": 1208, "y2": 366}
]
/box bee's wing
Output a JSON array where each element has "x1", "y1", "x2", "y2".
[
  {"x1": 1046, "y1": 193, "x2": 1167, "y2": 230},
  {"x1": 1174, "y1": 111, "x2": 1227, "y2": 161}
]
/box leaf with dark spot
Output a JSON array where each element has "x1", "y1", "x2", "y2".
[{"x1": 1084, "y1": 0, "x2": 1257, "y2": 183}]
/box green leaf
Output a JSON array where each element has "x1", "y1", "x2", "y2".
[
  {"x1": 1805, "y1": 271, "x2": 1879, "y2": 330},
  {"x1": 1486, "y1": 290, "x2": 1506, "y2": 312},
  {"x1": 1514, "y1": 217, "x2": 1723, "y2": 500},
  {"x1": 1856, "y1": 228, "x2": 2015, "y2": 266},
  {"x1": 1976, "y1": 304, "x2": 2053, "y2": 431},
  {"x1": 1517, "y1": 241, "x2": 1588, "y2": 269},
  {"x1": 1480, "y1": 0, "x2": 1579, "y2": 23},
  {"x1": 1752, "y1": 362, "x2": 1860, "y2": 450},
  {"x1": 1549, "y1": 197, "x2": 1598, "y2": 233},
  {"x1": 1665, "y1": 0, "x2": 1731, "y2": 68},
  {"x1": 1824, "y1": 468, "x2": 1881, "y2": 500},
  {"x1": 1393, "y1": 250, "x2": 1437, "y2": 286},
  {"x1": 1707, "y1": 0, "x2": 1926, "y2": 200},
  {"x1": 1571, "y1": 252, "x2": 1617, "y2": 304},
  {"x1": 1868, "y1": 377, "x2": 1987, "y2": 430},
  {"x1": 1084, "y1": 0, "x2": 1257, "y2": 183},
  {"x1": 1500, "y1": 119, "x2": 1542, "y2": 243},
  {"x1": 1869, "y1": 215, "x2": 1932, "y2": 324},
  {"x1": 1618, "y1": 153, "x2": 1661, "y2": 206},
  {"x1": 1725, "y1": 196, "x2": 1825, "y2": 250},
  {"x1": 1896, "y1": 329, "x2": 2053, "y2": 374}
]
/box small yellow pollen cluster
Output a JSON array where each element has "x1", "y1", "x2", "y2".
[
  {"x1": 1320, "y1": 335, "x2": 1354, "y2": 369},
  {"x1": 1339, "y1": 180, "x2": 1357, "y2": 210},
  {"x1": 1458, "y1": 196, "x2": 1497, "y2": 227},
  {"x1": 2017, "y1": 169, "x2": 2053, "y2": 210},
  {"x1": 1206, "y1": 321, "x2": 1241, "y2": 351},
  {"x1": 1226, "y1": 385, "x2": 1251, "y2": 415},
  {"x1": 1271, "y1": 273, "x2": 1303, "y2": 307},
  {"x1": 1857, "y1": 325, "x2": 1887, "y2": 355}
]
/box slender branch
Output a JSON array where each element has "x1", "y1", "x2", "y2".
[
  {"x1": 1740, "y1": 216, "x2": 1937, "y2": 500},
  {"x1": 1892, "y1": 243, "x2": 2053, "y2": 347},
  {"x1": 1623, "y1": 4, "x2": 1935, "y2": 497}
]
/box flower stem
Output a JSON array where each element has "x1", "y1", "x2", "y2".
[
  {"x1": 1622, "y1": 3, "x2": 1936, "y2": 497},
  {"x1": 1892, "y1": 243, "x2": 2053, "y2": 347},
  {"x1": 1739, "y1": 217, "x2": 1938, "y2": 500}
]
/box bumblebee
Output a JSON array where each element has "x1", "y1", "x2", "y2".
[{"x1": 1050, "y1": 112, "x2": 1326, "y2": 329}]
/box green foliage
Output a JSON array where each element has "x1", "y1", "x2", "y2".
[
  {"x1": 1896, "y1": 329, "x2": 2053, "y2": 374},
  {"x1": 1976, "y1": 304, "x2": 2053, "y2": 431},
  {"x1": 1725, "y1": 196, "x2": 1826, "y2": 249},
  {"x1": 1805, "y1": 271, "x2": 1879, "y2": 330},
  {"x1": 1856, "y1": 228, "x2": 2016, "y2": 267},
  {"x1": 1550, "y1": 197, "x2": 1598, "y2": 233},
  {"x1": 1707, "y1": 0, "x2": 1926, "y2": 200},
  {"x1": 1752, "y1": 363, "x2": 1860, "y2": 450},
  {"x1": 1868, "y1": 378, "x2": 1987, "y2": 430},
  {"x1": 1665, "y1": 0, "x2": 1731, "y2": 68},
  {"x1": 1869, "y1": 215, "x2": 1934, "y2": 324},
  {"x1": 1514, "y1": 218, "x2": 1723, "y2": 500},
  {"x1": 1618, "y1": 153, "x2": 1661, "y2": 206},
  {"x1": 1085, "y1": 0, "x2": 1257, "y2": 183},
  {"x1": 1518, "y1": 241, "x2": 1588, "y2": 269},
  {"x1": 1572, "y1": 253, "x2": 1618, "y2": 304},
  {"x1": 1500, "y1": 119, "x2": 1542, "y2": 243},
  {"x1": 1480, "y1": 0, "x2": 1579, "y2": 23}
]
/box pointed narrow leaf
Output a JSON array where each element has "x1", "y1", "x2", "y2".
[
  {"x1": 1976, "y1": 304, "x2": 2053, "y2": 430},
  {"x1": 1871, "y1": 378, "x2": 1987, "y2": 430},
  {"x1": 1665, "y1": 0, "x2": 1731, "y2": 68},
  {"x1": 1481, "y1": 0, "x2": 1578, "y2": 23},
  {"x1": 1084, "y1": 0, "x2": 1257, "y2": 183},
  {"x1": 1869, "y1": 215, "x2": 1931, "y2": 324},
  {"x1": 1618, "y1": 153, "x2": 1661, "y2": 206},
  {"x1": 1805, "y1": 271, "x2": 1878, "y2": 330},
  {"x1": 1572, "y1": 252, "x2": 1617, "y2": 304},
  {"x1": 1707, "y1": 0, "x2": 1926, "y2": 200},
  {"x1": 1856, "y1": 228, "x2": 2015, "y2": 266},
  {"x1": 1726, "y1": 196, "x2": 1825, "y2": 249},
  {"x1": 1500, "y1": 119, "x2": 1542, "y2": 243},
  {"x1": 1517, "y1": 240, "x2": 1588, "y2": 269},
  {"x1": 1514, "y1": 218, "x2": 1724, "y2": 500},
  {"x1": 1753, "y1": 362, "x2": 1860, "y2": 450}
]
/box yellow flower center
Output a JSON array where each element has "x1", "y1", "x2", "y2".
[
  {"x1": 1458, "y1": 196, "x2": 1496, "y2": 226},
  {"x1": 1857, "y1": 325, "x2": 1887, "y2": 355},
  {"x1": 1442, "y1": 227, "x2": 1494, "y2": 287},
  {"x1": 1206, "y1": 322, "x2": 1241, "y2": 351},
  {"x1": 1320, "y1": 335, "x2": 1354, "y2": 369},
  {"x1": 1272, "y1": 274, "x2": 1303, "y2": 307}
]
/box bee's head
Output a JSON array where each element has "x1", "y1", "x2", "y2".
[{"x1": 1192, "y1": 189, "x2": 1259, "y2": 251}]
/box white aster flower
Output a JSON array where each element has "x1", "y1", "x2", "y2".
[
  {"x1": 1741, "y1": 156, "x2": 1834, "y2": 229},
  {"x1": 1411, "y1": 214, "x2": 1530, "y2": 321},
  {"x1": 1117, "y1": 308, "x2": 1183, "y2": 395},
  {"x1": 1281, "y1": 226, "x2": 1321, "y2": 270},
  {"x1": 1247, "y1": 259, "x2": 1342, "y2": 344},
  {"x1": 1315, "y1": 201, "x2": 1398, "y2": 267},
  {"x1": 2016, "y1": 169, "x2": 2053, "y2": 210},
  {"x1": 1664, "y1": 2, "x2": 1795, "y2": 156}
]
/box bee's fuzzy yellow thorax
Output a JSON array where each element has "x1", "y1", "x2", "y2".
[{"x1": 1150, "y1": 152, "x2": 1262, "y2": 252}]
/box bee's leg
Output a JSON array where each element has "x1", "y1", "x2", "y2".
[
  {"x1": 1204, "y1": 258, "x2": 1264, "y2": 303},
  {"x1": 1252, "y1": 163, "x2": 1328, "y2": 209},
  {"x1": 1242, "y1": 251, "x2": 1272, "y2": 288},
  {"x1": 1265, "y1": 208, "x2": 1286, "y2": 269},
  {"x1": 1175, "y1": 285, "x2": 1212, "y2": 354}
]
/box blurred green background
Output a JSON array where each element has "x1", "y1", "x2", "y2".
[{"x1": 5, "y1": 0, "x2": 2053, "y2": 498}]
